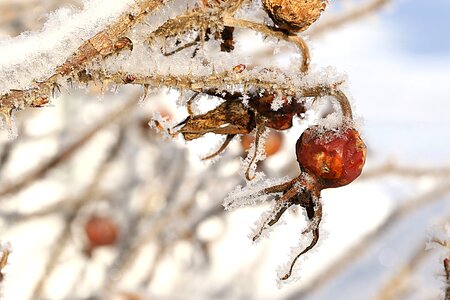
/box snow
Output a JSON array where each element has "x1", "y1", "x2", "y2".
[
  {"x1": 223, "y1": 176, "x2": 290, "y2": 211},
  {"x1": 0, "y1": 0, "x2": 140, "y2": 95}
]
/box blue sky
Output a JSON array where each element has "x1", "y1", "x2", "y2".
[{"x1": 381, "y1": 0, "x2": 450, "y2": 55}]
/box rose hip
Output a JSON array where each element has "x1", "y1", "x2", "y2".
[
  {"x1": 296, "y1": 126, "x2": 367, "y2": 189},
  {"x1": 241, "y1": 130, "x2": 284, "y2": 157},
  {"x1": 85, "y1": 216, "x2": 119, "y2": 248}
]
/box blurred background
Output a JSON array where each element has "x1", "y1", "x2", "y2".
[{"x1": 0, "y1": 0, "x2": 449, "y2": 299}]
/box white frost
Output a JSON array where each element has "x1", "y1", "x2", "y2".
[
  {"x1": 0, "y1": 0, "x2": 140, "y2": 94},
  {"x1": 223, "y1": 176, "x2": 290, "y2": 210}
]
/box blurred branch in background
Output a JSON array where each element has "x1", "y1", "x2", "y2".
[
  {"x1": 0, "y1": 0, "x2": 82, "y2": 36},
  {"x1": 286, "y1": 178, "x2": 450, "y2": 300},
  {"x1": 375, "y1": 212, "x2": 449, "y2": 300},
  {"x1": 309, "y1": 0, "x2": 391, "y2": 37},
  {"x1": 0, "y1": 95, "x2": 139, "y2": 198}
]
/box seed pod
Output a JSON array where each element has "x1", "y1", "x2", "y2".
[
  {"x1": 296, "y1": 126, "x2": 366, "y2": 189},
  {"x1": 263, "y1": 0, "x2": 328, "y2": 32}
]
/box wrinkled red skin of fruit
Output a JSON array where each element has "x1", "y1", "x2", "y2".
[
  {"x1": 249, "y1": 94, "x2": 305, "y2": 130},
  {"x1": 296, "y1": 126, "x2": 367, "y2": 189},
  {"x1": 85, "y1": 216, "x2": 119, "y2": 248}
]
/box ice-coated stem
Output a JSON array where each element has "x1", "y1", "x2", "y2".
[
  {"x1": 202, "y1": 134, "x2": 236, "y2": 160},
  {"x1": 245, "y1": 120, "x2": 266, "y2": 181},
  {"x1": 280, "y1": 196, "x2": 323, "y2": 280}
]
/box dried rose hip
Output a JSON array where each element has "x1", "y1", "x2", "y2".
[
  {"x1": 248, "y1": 94, "x2": 305, "y2": 130},
  {"x1": 263, "y1": 0, "x2": 328, "y2": 32},
  {"x1": 296, "y1": 126, "x2": 367, "y2": 189},
  {"x1": 85, "y1": 216, "x2": 119, "y2": 248}
]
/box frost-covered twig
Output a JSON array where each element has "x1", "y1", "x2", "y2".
[
  {"x1": 223, "y1": 16, "x2": 311, "y2": 72},
  {"x1": 0, "y1": 0, "x2": 164, "y2": 124},
  {"x1": 0, "y1": 241, "x2": 12, "y2": 284}
]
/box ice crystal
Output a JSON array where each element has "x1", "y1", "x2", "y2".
[
  {"x1": 148, "y1": 110, "x2": 176, "y2": 139},
  {"x1": 223, "y1": 176, "x2": 290, "y2": 211},
  {"x1": 0, "y1": 0, "x2": 139, "y2": 94}
]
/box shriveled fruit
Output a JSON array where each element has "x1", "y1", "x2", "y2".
[
  {"x1": 296, "y1": 126, "x2": 366, "y2": 189},
  {"x1": 248, "y1": 94, "x2": 305, "y2": 130},
  {"x1": 241, "y1": 130, "x2": 284, "y2": 157},
  {"x1": 85, "y1": 216, "x2": 119, "y2": 248},
  {"x1": 263, "y1": 0, "x2": 328, "y2": 32}
]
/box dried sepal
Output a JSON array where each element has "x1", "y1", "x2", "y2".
[
  {"x1": 175, "y1": 99, "x2": 255, "y2": 141},
  {"x1": 246, "y1": 171, "x2": 323, "y2": 280},
  {"x1": 248, "y1": 94, "x2": 305, "y2": 130}
]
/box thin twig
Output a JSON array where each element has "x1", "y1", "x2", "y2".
[
  {"x1": 361, "y1": 162, "x2": 450, "y2": 179},
  {"x1": 309, "y1": 0, "x2": 391, "y2": 37},
  {"x1": 0, "y1": 0, "x2": 164, "y2": 117},
  {"x1": 31, "y1": 127, "x2": 125, "y2": 298},
  {"x1": 81, "y1": 69, "x2": 344, "y2": 99},
  {"x1": 375, "y1": 241, "x2": 430, "y2": 300},
  {"x1": 223, "y1": 16, "x2": 310, "y2": 72}
]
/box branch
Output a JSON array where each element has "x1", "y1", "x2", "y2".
[
  {"x1": 80, "y1": 68, "x2": 345, "y2": 99},
  {"x1": 0, "y1": 94, "x2": 139, "y2": 199},
  {"x1": 31, "y1": 126, "x2": 125, "y2": 298},
  {"x1": 0, "y1": 0, "x2": 165, "y2": 124},
  {"x1": 360, "y1": 162, "x2": 450, "y2": 179},
  {"x1": 309, "y1": 0, "x2": 391, "y2": 37}
]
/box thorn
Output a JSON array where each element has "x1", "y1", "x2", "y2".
[{"x1": 141, "y1": 84, "x2": 150, "y2": 102}]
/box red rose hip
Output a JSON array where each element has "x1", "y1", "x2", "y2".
[
  {"x1": 85, "y1": 216, "x2": 119, "y2": 248},
  {"x1": 241, "y1": 130, "x2": 284, "y2": 157},
  {"x1": 296, "y1": 126, "x2": 367, "y2": 189}
]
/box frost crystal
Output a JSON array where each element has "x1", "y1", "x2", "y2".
[
  {"x1": 148, "y1": 111, "x2": 176, "y2": 140},
  {"x1": 239, "y1": 127, "x2": 269, "y2": 180},
  {"x1": 270, "y1": 94, "x2": 285, "y2": 111},
  {"x1": 0, "y1": 241, "x2": 12, "y2": 256},
  {"x1": 249, "y1": 201, "x2": 291, "y2": 243},
  {"x1": 223, "y1": 176, "x2": 290, "y2": 210},
  {"x1": 0, "y1": 0, "x2": 140, "y2": 94}
]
